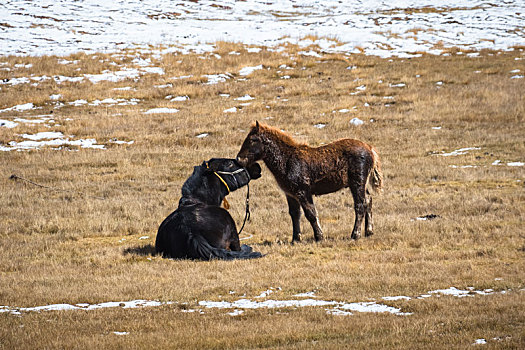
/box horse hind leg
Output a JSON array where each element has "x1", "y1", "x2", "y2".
[
  {"x1": 349, "y1": 182, "x2": 366, "y2": 240},
  {"x1": 286, "y1": 195, "x2": 303, "y2": 243},
  {"x1": 364, "y1": 189, "x2": 373, "y2": 237}
]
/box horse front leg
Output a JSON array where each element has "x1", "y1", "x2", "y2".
[
  {"x1": 286, "y1": 195, "x2": 302, "y2": 243},
  {"x1": 298, "y1": 192, "x2": 323, "y2": 242}
]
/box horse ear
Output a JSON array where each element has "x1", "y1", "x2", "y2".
[
  {"x1": 201, "y1": 160, "x2": 212, "y2": 173},
  {"x1": 255, "y1": 120, "x2": 260, "y2": 132}
]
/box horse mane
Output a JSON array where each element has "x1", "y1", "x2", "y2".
[
  {"x1": 254, "y1": 122, "x2": 306, "y2": 148},
  {"x1": 181, "y1": 166, "x2": 204, "y2": 198}
]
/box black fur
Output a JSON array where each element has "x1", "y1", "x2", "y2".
[{"x1": 155, "y1": 158, "x2": 262, "y2": 260}]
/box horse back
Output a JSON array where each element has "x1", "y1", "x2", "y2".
[{"x1": 305, "y1": 139, "x2": 375, "y2": 195}]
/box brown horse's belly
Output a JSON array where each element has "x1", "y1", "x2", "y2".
[{"x1": 311, "y1": 176, "x2": 347, "y2": 195}]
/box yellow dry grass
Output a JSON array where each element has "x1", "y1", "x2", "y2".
[{"x1": 1, "y1": 43, "x2": 524, "y2": 349}]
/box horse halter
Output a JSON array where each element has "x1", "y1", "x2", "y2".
[
  {"x1": 204, "y1": 161, "x2": 252, "y2": 235},
  {"x1": 214, "y1": 167, "x2": 250, "y2": 194},
  {"x1": 204, "y1": 161, "x2": 251, "y2": 194}
]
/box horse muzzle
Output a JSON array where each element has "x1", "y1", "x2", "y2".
[{"x1": 236, "y1": 156, "x2": 249, "y2": 167}]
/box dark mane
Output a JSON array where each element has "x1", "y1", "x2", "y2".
[{"x1": 181, "y1": 166, "x2": 204, "y2": 198}]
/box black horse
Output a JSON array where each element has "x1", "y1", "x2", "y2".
[{"x1": 155, "y1": 158, "x2": 263, "y2": 260}]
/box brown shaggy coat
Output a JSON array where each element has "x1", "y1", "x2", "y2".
[{"x1": 237, "y1": 122, "x2": 382, "y2": 242}]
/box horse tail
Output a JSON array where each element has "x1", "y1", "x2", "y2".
[
  {"x1": 367, "y1": 147, "x2": 383, "y2": 194},
  {"x1": 188, "y1": 234, "x2": 263, "y2": 260}
]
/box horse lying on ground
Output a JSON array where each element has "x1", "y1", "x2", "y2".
[
  {"x1": 155, "y1": 158, "x2": 263, "y2": 260},
  {"x1": 237, "y1": 121, "x2": 383, "y2": 243}
]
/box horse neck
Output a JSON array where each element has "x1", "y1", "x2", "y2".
[
  {"x1": 260, "y1": 131, "x2": 298, "y2": 177},
  {"x1": 181, "y1": 168, "x2": 225, "y2": 206}
]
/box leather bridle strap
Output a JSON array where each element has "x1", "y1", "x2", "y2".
[{"x1": 237, "y1": 183, "x2": 250, "y2": 235}]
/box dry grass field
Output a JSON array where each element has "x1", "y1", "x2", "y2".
[{"x1": 1, "y1": 42, "x2": 524, "y2": 349}]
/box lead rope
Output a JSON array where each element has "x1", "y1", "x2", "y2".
[
  {"x1": 237, "y1": 183, "x2": 251, "y2": 235},
  {"x1": 207, "y1": 162, "x2": 251, "y2": 235}
]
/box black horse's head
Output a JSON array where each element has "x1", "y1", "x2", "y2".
[
  {"x1": 203, "y1": 158, "x2": 261, "y2": 192},
  {"x1": 181, "y1": 158, "x2": 261, "y2": 206}
]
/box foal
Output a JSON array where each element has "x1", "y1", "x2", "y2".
[{"x1": 237, "y1": 121, "x2": 382, "y2": 242}]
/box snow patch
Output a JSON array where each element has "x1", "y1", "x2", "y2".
[
  {"x1": 1, "y1": 1, "x2": 523, "y2": 58},
  {"x1": 0, "y1": 103, "x2": 37, "y2": 113},
  {"x1": 0, "y1": 120, "x2": 18, "y2": 128},
  {"x1": 235, "y1": 95, "x2": 254, "y2": 101},
  {"x1": 144, "y1": 108, "x2": 179, "y2": 114},
  {"x1": 438, "y1": 147, "x2": 480, "y2": 157},
  {"x1": 113, "y1": 332, "x2": 129, "y2": 336},
  {"x1": 349, "y1": 117, "x2": 364, "y2": 126},
  {"x1": 170, "y1": 95, "x2": 189, "y2": 102},
  {"x1": 293, "y1": 291, "x2": 317, "y2": 298},
  {"x1": 21, "y1": 132, "x2": 63, "y2": 140},
  {"x1": 1, "y1": 286, "x2": 513, "y2": 317},
  {"x1": 239, "y1": 65, "x2": 263, "y2": 76},
  {"x1": 223, "y1": 107, "x2": 237, "y2": 113},
  {"x1": 204, "y1": 73, "x2": 231, "y2": 85}
]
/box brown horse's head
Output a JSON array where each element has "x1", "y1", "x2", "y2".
[{"x1": 236, "y1": 121, "x2": 264, "y2": 167}]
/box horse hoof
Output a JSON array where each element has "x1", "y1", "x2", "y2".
[{"x1": 351, "y1": 234, "x2": 360, "y2": 240}]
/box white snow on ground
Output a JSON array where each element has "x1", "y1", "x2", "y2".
[
  {"x1": 255, "y1": 287, "x2": 280, "y2": 298},
  {"x1": 1, "y1": 138, "x2": 105, "y2": 151},
  {"x1": 235, "y1": 95, "x2": 254, "y2": 101},
  {"x1": 383, "y1": 296, "x2": 412, "y2": 301},
  {"x1": 293, "y1": 291, "x2": 318, "y2": 298},
  {"x1": 0, "y1": 119, "x2": 18, "y2": 128},
  {"x1": 507, "y1": 162, "x2": 524, "y2": 167},
  {"x1": 239, "y1": 65, "x2": 263, "y2": 76},
  {"x1": 350, "y1": 117, "x2": 364, "y2": 126},
  {"x1": 21, "y1": 131, "x2": 63, "y2": 140},
  {"x1": 199, "y1": 298, "x2": 336, "y2": 310},
  {"x1": 204, "y1": 73, "x2": 232, "y2": 85},
  {"x1": 1, "y1": 286, "x2": 517, "y2": 317},
  {"x1": 0, "y1": 0, "x2": 524, "y2": 58},
  {"x1": 223, "y1": 107, "x2": 237, "y2": 113},
  {"x1": 170, "y1": 96, "x2": 189, "y2": 102},
  {"x1": 0, "y1": 103, "x2": 37, "y2": 113},
  {"x1": 0, "y1": 67, "x2": 163, "y2": 87},
  {"x1": 437, "y1": 147, "x2": 481, "y2": 157},
  {"x1": 0, "y1": 131, "x2": 108, "y2": 151},
  {"x1": 0, "y1": 300, "x2": 173, "y2": 316},
  {"x1": 144, "y1": 108, "x2": 179, "y2": 114}
]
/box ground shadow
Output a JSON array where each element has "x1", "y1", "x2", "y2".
[{"x1": 123, "y1": 244, "x2": 156, "y2": 256}]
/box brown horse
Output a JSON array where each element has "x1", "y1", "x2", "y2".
[{"x1": 236, "y1": 121, "x2": 383, "y2": 242}]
